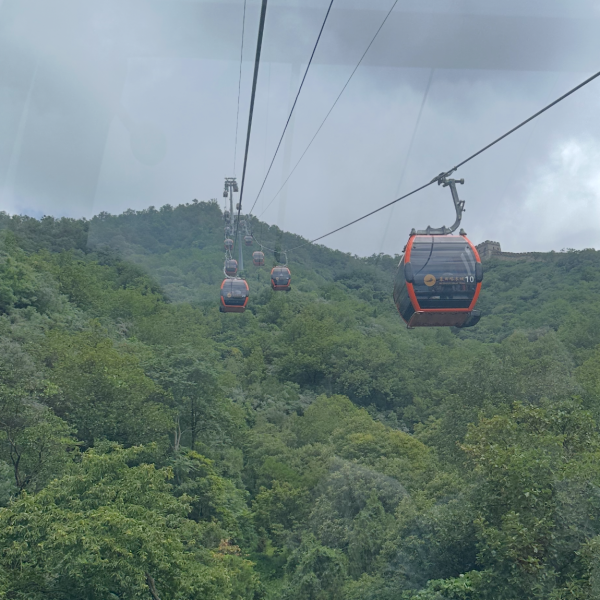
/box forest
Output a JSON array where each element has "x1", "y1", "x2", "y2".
[{"x1": 2, "y1": 200, "x2": 600, "y2": 599}]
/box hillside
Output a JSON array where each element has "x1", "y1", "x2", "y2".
[{"x1": 1, "y1": 203, "x2": 600, "y2": 599}]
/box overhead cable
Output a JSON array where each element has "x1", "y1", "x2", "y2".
[
  {"x1": 284, "y1": 68, "x2": 600, "y2": 252},
  {"x1": 257, "y1": 0, "x2": 400, "y2": 219},
  {"x1": 234, "y1": 0, "x2": 268, "y2": 251},
  {"x1": 441, "y1": 69, "x2": 600, "y2": 177},
  {"x1": 250, "y1": 230, "x2": 288, "y2": 266},
  {"x1": 380, "y1": 68, "x2": 434, "y2": 252},
  {"x1": 233, "y1": 0, "x2": 248, "y2": 175},
  {"x1": 248, "y1": 0, "x2": 336, "y2": 216}
]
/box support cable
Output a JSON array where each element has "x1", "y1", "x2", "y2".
[
  {"x1": 233, "y1": 0, "x2": 248, "y2": 175},
  {"x1": 379, "y1": 68, "x2": 434, "y2": 252},
  {"x1": 248, "y1": 0, "x2": 335, "y2": 216},
  {"x1": 256, "y1": 0, "x2": 400, "y2": 220},
  {"x1": 283, "y1": 68, "x2": 600, "y2": 253},
  {"x1": 233, "y1": 0, "x2": 268, "y2": 253},
  {"x1": 250, "y1": 232, "x2": 288, "y2": 266}
]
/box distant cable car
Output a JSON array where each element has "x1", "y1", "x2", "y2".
[
  {"x1": 271, "y1": 266, "x2": 291, "y2": 291},
  {"x1": 244, "y1": 235, "x2": 253, "y2": 246},
  {"x1": 224, "y1": 210, "x2": 230, "y2": 220},
  {"x1": 225, "y1": 259, "x2": 238, "y2": 276},
  {"x1": 224, "y1": 238, "x2": 234, "y2": 251},
  {"x1": 252, "y1": 251, "x2": 265, "y2": 267},
  {"x1": 220, "y1": 278, "x2": 249, "y2": 313},
  {"x1": 393, "y1": 177, "x2": 482, "y2": 328}
]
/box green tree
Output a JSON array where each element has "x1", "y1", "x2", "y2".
[
  {"x1": 283, "y1": 535, "x2": 347, "y2": 600},
  {"x1": 39, "y1": 328, "x2": 173, "y2": 447},
  {"x1": 253, "y1": 480, "x2": 310, "y2": 549},
  {"x1": 0, "y1": 339, "x2": 75, "y2": 492},
  {"x1": 0, "y1": 445, "x2": 260, "y2": 600},
  {"x1": 461, "y1": 401, "x2": 600, "y2": 599},
  {"x1": 143, "y1": 345, "x2": 229, "y2": 452}
]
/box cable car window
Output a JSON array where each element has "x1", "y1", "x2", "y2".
[
  {"x1": 393, "y1": 261, "x2": 415, "y2": 322},
  {"x1": 222, "y1": 280, "x2": 248, "y2": 306},
  {"x1": 272, "y1": 268, "x2": 290, "y2": 280},
  {"x1": 410, "y1": 237, "x2": 477, "y2": 309}
]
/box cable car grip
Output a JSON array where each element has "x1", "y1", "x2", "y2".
[{"x1": 414, "y1": 177, "x2": 465, "y2": 236}]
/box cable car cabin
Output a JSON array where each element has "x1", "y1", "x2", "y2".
[
  {"x1": 393, "y1": 234, "x2": 483, "y2": 328},
  {"x1": 224, "y1": 238, "x2": 234, "y2": 251},
  {"x1": 220, "y1": 278, "x2": 249, "y2": 313},
  {"x1": 271, "y1": 266, "x2": 291, "y2": 291},
  {"x1": 224, "y1": 210, "x2": 230, "y2": 220},
  {"x1": 225, "y1": 259, "x2": 238, "y2": 277},
  {"x1": 252, "y1": 251, "x2": 265, "y2": 266},
  {"x1": 244, "y1": 235, "x2": 253, "y2": 246}
]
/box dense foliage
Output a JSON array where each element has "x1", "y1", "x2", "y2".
[{"x1": 1, "y1": 202, "x2": 600, "y2": 598}]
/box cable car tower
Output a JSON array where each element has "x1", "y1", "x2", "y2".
[{"x1": 223, "y1": 177, "x2": 243, "y2": 271}]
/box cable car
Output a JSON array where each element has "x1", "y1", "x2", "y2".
[
  {"x1": 224, "y1": 210, "x2": 230, "y2": 220},
  {"x1": 224, "y1": 238, "x2": 234, "y2": 251},
  {"x1": 393, "y1": 177, "x2": 482, "y2": 328},
  {"x1": 393, "y1": 234, "x2": 482, "y2": 328},
  {"x1": 252, "y1": 251, "x2": 265, "y2": 267},
  {"x1": 271, "y1": 266, "x2": 291, "y2": 291},
  {"x1": 225, "y1": 259, "x2": 238, "y2": 277},
  {"x1": 244, "y1": 235, "x2": 253, "y2": 246},
  {"x1": 220, "y1": 278, "x2": 249, "y2": 313}
]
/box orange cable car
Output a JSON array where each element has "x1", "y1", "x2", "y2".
[
  {"x1": 220, "y1": 278, "x2": 249, "y2": 313},
  {"x1": 224, "y1": 238, "x2": 234, "y2": 251},
  {"x1": 393, "y1": 177, "x2": 483, "y2": 328},
  {"x1": 225, "y1": 259, "x2": 238, "y2": 277},
  {"x1": 252, "y1": 251, "x2": 265, "y2": 266},
  {"x1": 271, "y1": 266, "x2": 291, "y2": 291}
]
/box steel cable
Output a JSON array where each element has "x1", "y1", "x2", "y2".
[
  {"x1": 256, "y1": 0, "x2": 400, "y2": 220},
  {"x1": 233, "y1": 0, "x2": 269, "y2": 253},
  {"x1": 232, "y1": 0, "x2": 247, "y2": 175},
  {"x1": 281, "y1": 68, "x2": 600, "y2": 253},
  {"x1": 248, "y1": 0, "x2": 336, "y2": 217}
]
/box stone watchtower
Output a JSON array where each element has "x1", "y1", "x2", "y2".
[{"x1": 476, "y1": 240, "x2": 501, "y2": 260}]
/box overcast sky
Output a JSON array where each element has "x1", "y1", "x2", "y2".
[{"x1": 1, "y1": 0, "x2": 600, "y2": 256}]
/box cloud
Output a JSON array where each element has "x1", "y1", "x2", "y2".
[
  {"x1": 1, "y1": 0, "x2": 600, "y2": 255},
  {"x1": 518, "y1": 138, "x2": 600, "y2": 251}
]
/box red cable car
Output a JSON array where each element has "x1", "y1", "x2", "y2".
[
  {"x1": 224, "y1": 238, "x2": 234, "y2": 251},
  {"x1": 393, "y1": 177, "x2": 483, "y2": 328},
  {"x1": 244, "y1": 235, "x2": 253, "y2": 246},
  {"x1": 220, "y1": 278, "x2": 249, "y2": 313},
  {"x1": 271, "y1": 266, "x2": 291, "y2": 292},
  {"x1": 252, "y1": 251, "x2": 265, "y2": 266},
  {"x1": 225, "y1": 259, "x2": 238, "y2": 277}
]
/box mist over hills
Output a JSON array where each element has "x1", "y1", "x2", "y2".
[{"x1": 1, "y1": 200, "x2": 598, "y2": 344}]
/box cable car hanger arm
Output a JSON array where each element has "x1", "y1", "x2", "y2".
[{"x1": 412, "y1": 177, "x2": 465, "y2": 236}]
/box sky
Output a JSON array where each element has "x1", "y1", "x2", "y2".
[{"x1": 1, "y1": 0, "x2": 600, "y2": 256}]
